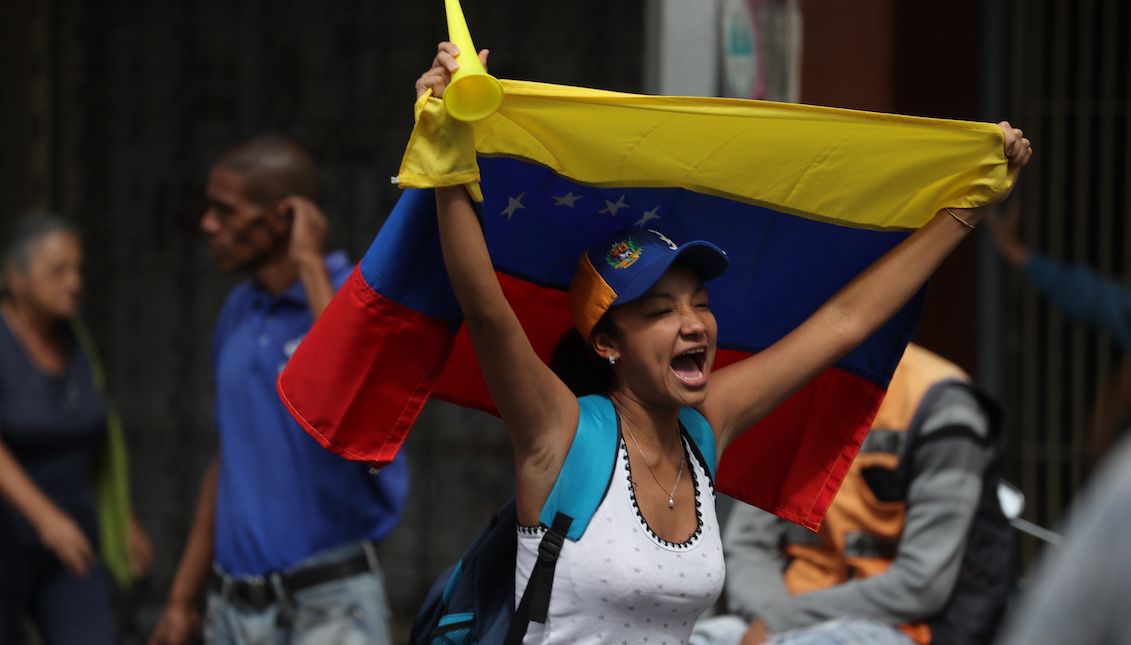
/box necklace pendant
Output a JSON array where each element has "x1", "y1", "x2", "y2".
[{"x1": 667, "y1": 494, "x2": 675, "y2": 509}]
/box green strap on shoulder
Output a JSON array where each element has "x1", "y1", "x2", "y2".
[{"x1": 72, "y1": 318, "x2": 132, "y2": 588}]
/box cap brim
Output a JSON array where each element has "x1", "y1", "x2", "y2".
[
  {"x1": 613, "y1": 240, "x2": 729, "y2": 305},
  {"x1": 673, "y1": 241, "x2": 729, "y2": 283}
]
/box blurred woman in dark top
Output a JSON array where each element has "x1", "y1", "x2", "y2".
[{"x1": 0, "y1": 214, "x2": 152, "y2": 644}]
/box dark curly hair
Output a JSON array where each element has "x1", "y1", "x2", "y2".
[{"x1": 550, "y1": 311, "x2": 620, "y2": 397}]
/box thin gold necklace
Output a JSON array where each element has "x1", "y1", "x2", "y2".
[{"x1": 620, "y1": 415, "x2": 684, "y2": 509}]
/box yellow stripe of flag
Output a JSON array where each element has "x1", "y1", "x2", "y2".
[{"x1": 399, "y1": 79, "x2": 1014, "y2": 232}]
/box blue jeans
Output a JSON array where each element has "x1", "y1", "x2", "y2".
[
  {"x1": 203, "y1": 542, "x2": 392, "y2": 645},
  {"x1": 692, "y1": 616, "x2": 915, "y2": 645},
  {"x1": 767, "y1": 619, "x2": 916, "y2": 645}
]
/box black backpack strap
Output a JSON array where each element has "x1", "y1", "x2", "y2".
[
  {"x1": 505, "y1": 512, "x2": 572, "y2": 645},
  {"x1": 678, "y1": 406, "x2": 717, "y2": 480},
  {"x1": 679, "y1": 420, "x2": 714, "y2": 485}
]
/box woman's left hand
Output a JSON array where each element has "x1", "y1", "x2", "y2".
[
  {"x1": 998, "y1": 121, "x2": 1033, "y2": 169},
  {"x1": 127, "y1": 512, "x2": 154, "y2": 579},
  {"x1": 956, "y1": 122, "x2": 1032, "y2": 226}
]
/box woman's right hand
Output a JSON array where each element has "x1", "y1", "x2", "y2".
[
  {"x1": 415, "y1": 41, "x2": 489, "y2": 100},
  {"x1": 35, "y1": 505, "x2": 96, "y2": 576}
]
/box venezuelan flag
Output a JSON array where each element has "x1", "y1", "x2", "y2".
[{"x1": 278, "y1": 81, "x2": 1013, "y2": 529}]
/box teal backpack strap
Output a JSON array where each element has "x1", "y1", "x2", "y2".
[
  {"x1": 517, "y1": 396, "x2": 617, "y2": 640},
  {"x1": 538, "y1": 395, "x2": 620, "y2": 541},
  {"x1": 679, "y1": 406, "x2": 717, "y2": 481}
]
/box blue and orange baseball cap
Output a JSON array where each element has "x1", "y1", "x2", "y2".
[{"x1": 569, "y1": 228, "x2": 729, "y2": 341}]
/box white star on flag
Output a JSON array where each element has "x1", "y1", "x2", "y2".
[
  {"x1": 501, "y1": 193, "x2": 526, "y2": 220},
  {"x1": 634, "y1": 206, "x2": 661, "y2": 228},
  {"x1": 598, "y1": 194, "x2": 629, "y2": 216},
  {"x1": 552, "y1": 192, "x2": 583, "y2": 207}
]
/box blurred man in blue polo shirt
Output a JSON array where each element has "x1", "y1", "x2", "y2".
[{"x1": 149, "y1": 136, "x2": 409, "y2": 645}]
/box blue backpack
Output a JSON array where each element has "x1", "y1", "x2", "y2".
[{"x1": 410, "y1": 395, "x2": 717, "y2": 645}]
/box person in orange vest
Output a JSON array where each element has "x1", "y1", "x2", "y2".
[{"x1": 692, "y1": 343, "x2": 1011, "y2": 645}]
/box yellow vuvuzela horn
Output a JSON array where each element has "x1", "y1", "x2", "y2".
[{"x1": 443, "y1": 0, "x2": 503, "y2": 122}]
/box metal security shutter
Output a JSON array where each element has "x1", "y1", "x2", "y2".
[{"x1": 1002, "y1": 0, "x2": 1130, "y2": 562}]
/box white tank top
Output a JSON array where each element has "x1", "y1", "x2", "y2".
[{"x1": 515, "y1": 434, "x2": 724, "y2": 644}]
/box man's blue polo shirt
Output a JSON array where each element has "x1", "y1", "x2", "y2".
[{"x1": 211, "y1": 251, "x2": 409, "y2": 576}]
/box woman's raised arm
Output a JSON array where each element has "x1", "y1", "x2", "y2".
[
  {"x1": 704, "y1": 123, "x2": 1032, "y2": 450},
  {"x1": 421, "y1": 44, "x2": 578, "y2": 460}
]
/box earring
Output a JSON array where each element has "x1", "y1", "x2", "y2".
[{"x1": 608, "y1": 355, "x2": 617, "y2": 366}]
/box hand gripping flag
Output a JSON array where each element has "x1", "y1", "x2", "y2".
[{"x1": 278, "y1": 81, "x2": 1014, "y2": 529}]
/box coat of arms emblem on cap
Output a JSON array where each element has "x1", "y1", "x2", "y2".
[{"x1": 606, "y1": 238, "x2": 643, "y2": 269}]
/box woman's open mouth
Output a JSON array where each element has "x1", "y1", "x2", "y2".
[{"x1": 671, "y1": 347, "x2": 708, "y2": 387}]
